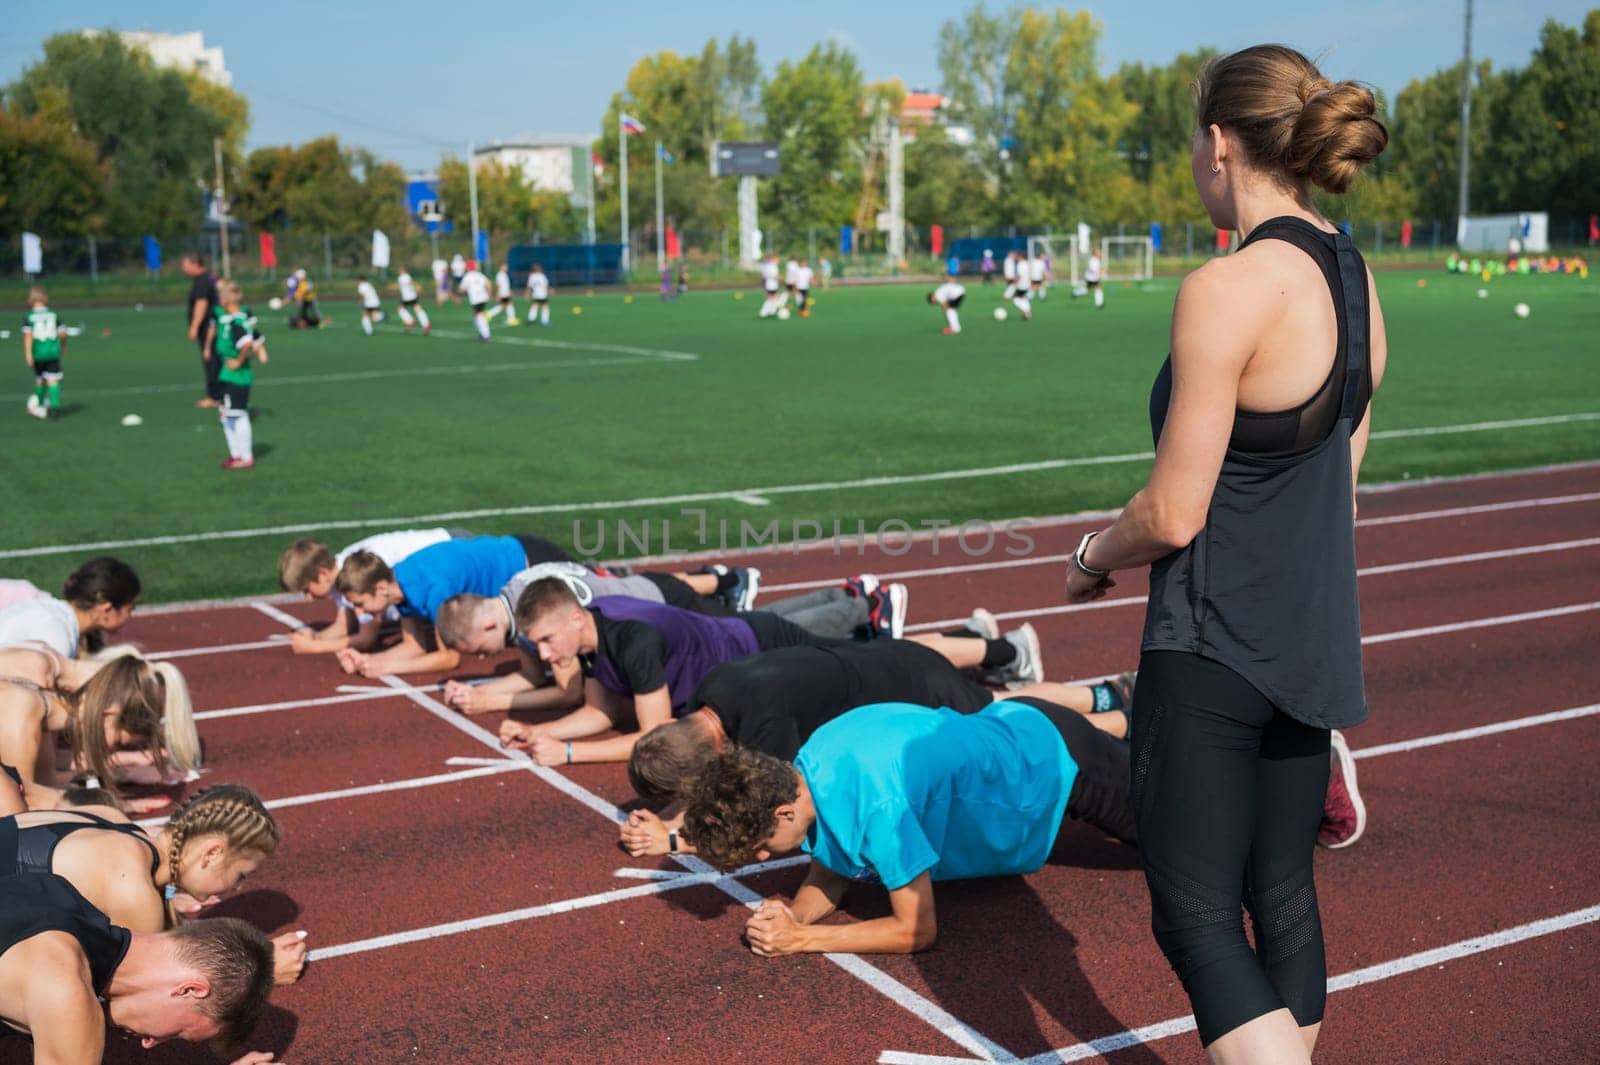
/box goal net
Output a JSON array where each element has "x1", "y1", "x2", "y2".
[
  {"x1": 1100, "y1": 235, "x2": 1155, "y2": 282},
  {"x1": 1024, "y1": 233, "x2": 1076, "y2": 291}
]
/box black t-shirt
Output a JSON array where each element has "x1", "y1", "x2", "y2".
[
  {"x1": 0, "y1": 873, "x2": 130, "y2": 1035},
  {"x1": 587, "y1": 611, "x2": 669, "y2": 697},
  {"x1": 188, "y1": 272, "x2": 219, "y2": 333},
  {"x1": 690, "y1": 640, "x2": 992, "y2": 761}
]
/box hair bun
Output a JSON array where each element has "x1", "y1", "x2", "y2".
[{"x1": 1288, "y1": 81, "x2": 1388, "y2": 194}]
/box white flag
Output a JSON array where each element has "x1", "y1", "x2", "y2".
[
  {"x1": 22, "y1": 233, "x2": 42, "y2": 275},
  {"x1": 1076, "y1": 223, "x2": 1091, "y2": 256},
  {"x1": 371, "y1": 229, "x2": 391, "y2": 269}
]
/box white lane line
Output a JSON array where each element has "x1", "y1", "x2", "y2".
[
  {"x1": 148, "y1": 637, "x2": 286, "y2": 659},
  {"x1": 250, "y1": 601, "x2": 307, "y2": 630},
  {"x1": 878, "y1": 903, "x2": 1600, "y2": 1065},
  {"x1": 1361, "y1": 602, "x2": 1600, "y2": 645},
  {"x1": 305, "y1": 856, "x2": 808, "y2": 964},
  {"x1": 195, "y1": 687, "x2": 415, "y2": 721},
  {"x1": 612, "y1": 868, "x2": 694, "y2": 882},
  {"x1": 10, "y1": 413, "x2": 1595, "y2": 560},
  {"x1": 1357, "y1": 490, "x2": 1600, "y2": 527},
  {"x1": 1355, "y1": 704, "x2": 1600, "y2": 759},
  {"x1": 443, "y1": 756, "x2": 523, "y2": 767},
  {"x1": 376, "y1": 674, "x2": 1019, "y2": 1062}
]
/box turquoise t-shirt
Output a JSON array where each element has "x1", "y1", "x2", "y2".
[{"x1": 796, "y1": 701, "x2": 1078, "y2": 890}]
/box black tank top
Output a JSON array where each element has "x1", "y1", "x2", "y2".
[
  {"x1": 0, "y1": 873, "x2": 130, "y2": 1033},
  {"x1": 1142, "y1": 216, "x2": 1371, "y2": 729},
  {"x1": 0, "y1": 811, "x2": 160, "y2": 879}
]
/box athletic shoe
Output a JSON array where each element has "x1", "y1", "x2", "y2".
[
  {"x1": 984, "y1": 623, "x2": 1043, "y2": 688},
  {"x1": 727, "y1": 567, "x2": 761, "y2": 612},
  {"x1": 423, "y1": 323, "x2": 432, "y2": 336},
  {"x1": 1319, "y1": 730, "x2": 1366, "y2": 849},
  {"x1": 941, "y1": 327, "x2": 956, "y2": 335},
  {"x1": 843, "y1": 574, "x2": 881, "y2": 600},
  {"x1": 1110, "y1": 670, "x2": 1138, "y2": 709},
  {"x1": 868, "y1": 583, "x2": 908, "y2": 639},
  {"x1": 26, "y1": 396, "x2": 47, "y2": 420},
  {"x1": 967, "y1": 607, "x2": 1000, "y2": 641}
]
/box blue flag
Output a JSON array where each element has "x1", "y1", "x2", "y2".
[
  {"x1": 143, "y1": 235, "x2": 161, "y2": 271},
  {"x1": 1149, "y1": 222, "x2": 1163, "y2": 252},
  {"x1": 1339, "y1": 220, "x2": 1352, "y2": 236},
  {"x1": 840, "y1": 225, "x2": 854, "y2": 255},
  {"x1": 657, "y1": 144, "x2": 675, "y2": 165},
  {"x1": 476, "y1": 230, "x2": 490, "y2": 265}
]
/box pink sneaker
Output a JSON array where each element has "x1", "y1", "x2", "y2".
[{"x1": 1318, "y1": 729, "x2": 1366, "y2": 849}]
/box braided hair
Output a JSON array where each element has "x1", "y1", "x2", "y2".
[{"x1": 165, "y1": 784, "x2": 280, "y2": 894}]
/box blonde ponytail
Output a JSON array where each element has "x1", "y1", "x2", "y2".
[{"x1": 149, "y1": 660, "x2": 201, "y2": 774}]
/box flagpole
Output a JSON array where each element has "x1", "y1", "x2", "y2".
[
  {"x1": 619, "y1": 118, "x2": 630, "y2": 278},
  {"x1": 655, "y1": 141, "x2": 665, "y2": 272},
  {"x1": 467, "y1": 139, "x2": 481, "y2": 266},
  {"x1": 585, "y1": 147, "x2": 596, "y2": 244}
]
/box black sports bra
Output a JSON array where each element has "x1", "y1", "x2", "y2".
[{"x1": 0, "y1": 810, "x2": 160, "y2": 880}]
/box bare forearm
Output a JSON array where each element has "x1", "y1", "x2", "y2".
[
  {"x1": 506, "y1": 684, "x2": 583, "y2": 713},
  {"x1": 794, "y1": 916, "x2": 925, "y2": 954},
  {"x1": 368, "y1": 647, "x2": 460, "y2": 675},
  {"x1": 1085, "y1": 487, "x2": 1194, "y2": 572},
  {"x1": 568, "y1": 730, "x2": 645, "y2": 764}
]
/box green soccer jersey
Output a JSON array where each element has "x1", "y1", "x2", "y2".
[
  {"x1": 24, "y1": 307, "x2": 61, "y2": 361},
  {"x1": 214, "y1": 308, "x2": 254, "y2": 386}
]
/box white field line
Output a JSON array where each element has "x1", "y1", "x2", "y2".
[
  {"x1": 1354, "y1": 704, "x2": 1600, "y2": 759},
  {"x1": 375, "y1": 674, "x2": 1020, "y2": 1062},
  {"x1": 7, "y1": 412, "x2": 1595, "y2": 560},
  {"x1": 147, "y1": 637, "x2": 285, "y2": 659},
  {"x1": 1360, "y1": 602, "x2": 1599, "y2": 645},
  {"x1": 195, "y1": 687, "x2": 417, "y2": 721},
  {"x1": 770, "y1": 532, "x2": 1600, "y2": 596},
  {"x1": 249, "y1": 601, "x2": 306, "y2": 629},
  {"x1": 878, "y1": 903, "x2": 1600, "y2": 1065}
]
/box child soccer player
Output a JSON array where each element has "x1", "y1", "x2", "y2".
[
  {"x1": 395, "y1": 267, "x2": 432, "y2": 334},
  {"x1": 487, "y1": 262, "x2": 518, "y2": 324},
  {"x1": 1085, "y1": 249, "x2": 1106, "y2": 309},
  {"x1": 757, "y1": 255, "x2": 782, "y2": 318},
  {"x1": 928, "y1": 280, "x2": 965, "y2": 334},
  {"x1": 525, "y1": 263, "x2": 552, "y2": 326},
  {"x1": 22, "y1": 287, "x2": 64, "y2": 420},
  {"x1": 431, "y1": 257, "x2": 451, "y2": 306},
  {"x1": 794, "y1": 258, "x2": 815, "y2": 317},
  {"x1": 209, "y1": 280, "x2": 267, "y2": 469},
  {"x1": 460, "y1": 261, "x2": 493, "y2": 341},
  {"x1": 356, "y1": 275, "x2": 383, "y2": 336}
]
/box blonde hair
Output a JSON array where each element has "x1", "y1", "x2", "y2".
[
  {"x1": 64, "y1": 655, "x2": 200, "y2": 796},
  {"x1": 278, "y1": 538, "x2": 335, "y2": 592},
  {"x1": 1195, "y1": 45, "x2": 1387, "y2": 194},
  {"x1": 28, "y1": 287, "x2": 47, "y2": 306},
  {"x1": 217, "y1": 279, "x2": 242, "y2": 304},
  {"x1": 335, "y1": 551, "x2": 392, "y2": 597},
  {"x1": 165, "y1": 784, "x2": 279, "y2": 898},
  {"x1": 435, "y1": 594, "x2": 495, "y2": 650}
]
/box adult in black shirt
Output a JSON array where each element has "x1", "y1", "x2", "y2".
[{"x1": 183, "y1": 253, "x2": 222, "y2": 408}]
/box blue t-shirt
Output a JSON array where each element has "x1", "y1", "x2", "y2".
[
  {"x1": 393, "y1": 535, "x2": 527, "y2": 620},
  {"x1": 796, "y1": 701, "x2": 1077, "y2": 890}
]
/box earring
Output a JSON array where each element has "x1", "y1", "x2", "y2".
[{"x1": 1210, "y1": 163, "x2": 1221, "y2": 174}]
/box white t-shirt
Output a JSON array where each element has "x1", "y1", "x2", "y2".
[
  {"x1": 760, "y1": 260, "x2": 780, "y2": 292},
  {"x1": 1029, "y1": 258, "x2": 1046, "y2": 282},
  {"x1": 449, "y1": 254, "x2": 466, "y2": 278},
  {"x1": 431, "y1": 259, "x2": 448, "y2": 282},
  {"x1": 461, "y1": 270, "x2": 492, "y2": 306},
  {"x1": 1013, "y1": 265, "x2": 1032, "y2": 291},
  {"x1": 1086, "y1": 255, "x2": 1103, "y2": 283},
  {"x1": 495, "y1": 270, "x2": 512, "y2": 299},
  {"x1": 1002, "y1": 256, "x2": 1018, "y2": 281},
  {"x1": 526, "y1": 272, "x2": 550, "y2": 300},
  {"x1": 784, "y1": 260, "x2": 800, "y2": 286},
  {"x1": 357, "y1": 280, "x2": 381, "y2": 309},
  {"x1": 933, "y1": 282, "x2": 965, "y2": 305},
  {"x1": 0, "y1": 596, "x2": 80, "y2": 659},
  {"x1": 795, "y1": 266, "x2": 814, "y2": 291},
  {"x1": 335, "y1": 528, "x2": 454, "y2": 622},
  {"x1": 397, "y1": 272, "x2": 419, "y2": 302}
]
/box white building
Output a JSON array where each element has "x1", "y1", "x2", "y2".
[
  {"x1": 473, "y1": 136, "x2": 593, "y2": 203},
  {"x1": 112, "y1": 31, "x2": 233, "y2": 87}
]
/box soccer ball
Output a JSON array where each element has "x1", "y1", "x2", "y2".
[
  {"x1": 1514, "y1": 302, "x2": 1530, "y2": 319},
  {"x1": 1477, "y1": 289, "x2": 1488, "y2": 299},
  {"x1": 993, "y1": 307, "x2": 1008, "y2": 321},
  {"x1": 777, "y1": 307, "x2": 791, "y2": 320},
  {"x1": 268, "y1": 297, "x2": 284, "y2": 311}
]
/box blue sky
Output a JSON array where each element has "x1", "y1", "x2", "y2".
[{"x1": 4, "y1": 1, "x2": 1586, "y2": 171}]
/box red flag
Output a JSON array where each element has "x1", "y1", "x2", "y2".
[
  {"x1": 1589, "y1": 214, "x2": 1598, "y2": 243},
  {"x1": 1400, "y1": 220, "x2": 1413, "y2": 249},
  {"x1": 665, "y1": 226, "x2": 681, "y2": 259},
  {"x1": 1215, "y1": 229, "x2": 1230, "y2": 252},
  {"x1": 591, "y1": 151, "x2": 605, "y2": 176},
  {"x1": 259, "y1": 232, "x2": 277, "y2": 269},
  {"x1": 930, "y1": 224, "x2": 944, "y2": 257}
]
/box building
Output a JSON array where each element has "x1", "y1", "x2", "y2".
[
  {"x1": 473, "y1": 137, "x2": 594, "y2": 204},
  {"x1": 112, "y1": 30, "x2": 232, "y2": 87},
  {"x1": 897, "y1": 88, "x2": 973, "y2": 146}
]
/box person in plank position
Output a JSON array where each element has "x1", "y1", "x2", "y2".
[
  {"x1": 682, "y1": 696, "x2": 1136, "y2": 955},
  {"x1": 0, "y1": 872, "x2": 274, "y2": 1060},
  {"x1": 278, "y1": 529, "x2": 460, "y2": 655}
]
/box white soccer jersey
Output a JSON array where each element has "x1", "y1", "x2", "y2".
[
  {"x1": 357, "y1": 280, "x2": 381, "y2": 309},
  {"x1": 1029, "y1": 257, "x2": 1046, "y2": 282},
  {"x1": 431, "y1": 259, "x2": 448, "y2": 282},
  {"x1": 934, "y1": 282, "x2": 965, "y2": 305},
  {"x1": 1086, "y1": 255, "x2": 1103, "y2": 283},
  {"x1": 526, "y1": 272, "x2": 550, "y2": 301},
  {"x1": 449, "y1": 254, "x2": 466, "y2": 277},
  {"x1": 397, "y1": 272, "x2": 420, "y2": 302},
  {"x1": 461, "y1": 270, "x2": 492, "y2": 305},
  {"x1": 334, "y1": 528, "x2": 453, "y2": 621},
  {"x1": 1002, "y1": 256, "x2": 1018, "y2": 281},
  {"x1": 760, "y1": 260, "x2": 780, "y2": 292},
  {"x1": 784, "y1": 260, "x2": 800, "y2": 285},
  {"x1": 495, "y1": 270, "x2": 512, "y2": 299},
  {"x1": 795, "y1": 266, "x2": 814, "y2": 290}
]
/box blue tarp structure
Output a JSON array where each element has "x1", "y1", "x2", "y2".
[
  {"x1": 947, "y1": 236, "x2": 1028, "y2": 276},
  {"x1": 507, "y1": 243, "x2": 627, "y2": 287}
]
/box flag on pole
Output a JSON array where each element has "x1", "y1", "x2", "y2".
[
  {"x1": 592, "y1": 151, "x2": 606, "y2": 176},
  {"x1": 930, "y1": 224, "x2": 944, "y2": 257},
  {"x1": 1215, "y1": 229, "x2": 1230, "y2": 252},
  {"x1": 665, "y1": 226, "x2": 681, "y2": 259},
  {"x1": 143, "y1": 236, "x2": 162, "y2": 272},
  {"x1": 1589, "y1": 214, "x2": 1598, "y2": 243},
  {"x1": 657, "y1": 144, "x2": 675, "y2": 164},
  {"x1": 259, "y1": 233, "x2": 277, "y2": 269},
  {"x1": 1400, "y1": 220, "x2": 1413, "y2": 249},
  {"x1": 621, "y1": 113, "x2": 646, "y2": 135},
  {"x1": 372, "y1": 229, "x2": 391, "y2": 269},
  {"x1": 1149, "y1": 222, "x2": 1163, "y2": 252},
  {"x1": 21, "y1": 233, "x2": 42, "y2": 275}
]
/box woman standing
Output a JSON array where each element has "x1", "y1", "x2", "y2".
[{"x1": 1064, "y1": 46, "x2": 1388, "y2": 1064}]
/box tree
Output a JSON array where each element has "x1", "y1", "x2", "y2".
[
  {"x1": 1115, "y1": 49, "x2": 1216, "y2": 184},
  {"x1": 1389, "y1": 59, "x2": 1504, "y2": 220},
  {"x1": 3, "y1": 32, "x2": 247, "y2": 235},
  {"x1": 760, "y1": 42, "x2": 868, "y2": 234},
  {"x1": 0, "y1": 107, "x2": 106, "y2": 235}
]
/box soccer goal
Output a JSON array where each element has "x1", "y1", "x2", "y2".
[
  {"x1": 1024, "y1": 233, "x2": 1074, "y2": 290},
  {"x1": 1100, "y1": 235, "x2": 1155, "y2": 282}
]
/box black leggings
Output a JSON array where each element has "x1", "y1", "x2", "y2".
[
  {"x1": 640, "y1": 572, "x2": 736, "y2": 618},
  {"x1": 1131, "y1": 650, "x2": 1330, "y2": 1046},
  {"x1": 1008, "y1": 696, "x2": 1135, "y2": 844}
]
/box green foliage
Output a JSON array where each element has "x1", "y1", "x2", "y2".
[
  {"x1": 236, "y1": 136, "x2": 406, "y2": 237},
  {"x1": 0, "y1": 107, "x2": 106, "y2": 235},
  {"x1": 760, "y1": 43, "x2": 869, "y2": 233}
]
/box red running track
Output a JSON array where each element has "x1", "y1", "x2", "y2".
[{"x1": 5, "y1": 462, "x2": 1596, "y2": 1065}]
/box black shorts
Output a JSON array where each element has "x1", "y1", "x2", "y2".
[
  {"x1": 1087, "y1": 279, "x2": 1102, "y2": 288},
  {"x1": 32, "y1": 359, "x2": 61, "y2": 380},
  {"x1": 402, "y1": 297, "x2": 419, "y2": 308},
  {"x1": 500, "y1": 296, "x2": 514, "y2": 305},
  {"x1": 1008, "y1": 695, "x2": 1134, "y2": 842},
  {"x1": 220, "y1": 381, "x2": 251, "y2": 413},
  {"x1": 529, "y1": 297, "x2": 548, "y2": 306},
  {"x1": 640, "y1": 572, "x2": 736, "y2": 617},
  {"x1": 946, "y1": 295, "x2": 965, "y2": 309},
  {"x1": 363, "y1": 304, "x2": 382, "y2": 315},
  {"x1": 471, "y1": 302, "x2": 488, "y2": 314},
  {"x1": 514, "y1": 534, "x2": 572, "y2": 567},
  {"x1": 743, "y1": 611, "x2": 846, "y2": 651}
]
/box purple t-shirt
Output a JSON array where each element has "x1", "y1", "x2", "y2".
[{"x1": 587, "y1": 596, "x2": 760, "y2": 711}]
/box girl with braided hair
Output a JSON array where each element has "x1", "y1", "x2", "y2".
[
  {"x1": 0, "y1": 783, "x2": 308, "y2": 985},
  {"x1": 0, "y1": 644, "x2": 200, "y2": 812}
]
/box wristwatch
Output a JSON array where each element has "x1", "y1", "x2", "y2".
[
  {"x1": 1072, "y1": 532, "x2": 1111, "y2": 579},
  {"x1": 668, "y1": 830, "x2": 679, "y2": 854}
]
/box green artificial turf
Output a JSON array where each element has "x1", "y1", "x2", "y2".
[{"x1": 1, "y1": 271, "x2": 1595, "y2": 603}]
